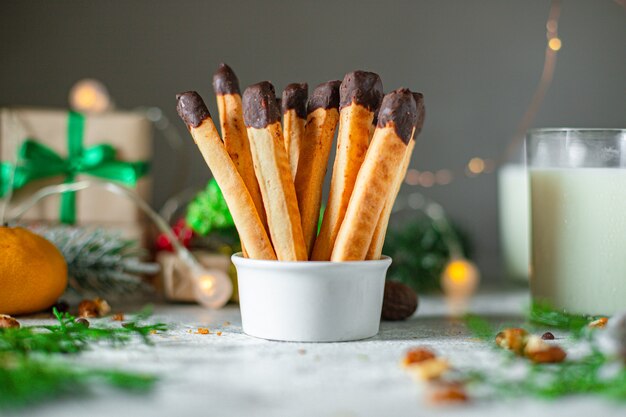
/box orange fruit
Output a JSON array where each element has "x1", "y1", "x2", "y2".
[{"x1": 0, "y1": 226, "x2": 67, "y2": 315}]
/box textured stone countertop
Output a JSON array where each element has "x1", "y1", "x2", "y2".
[{"x1": 8, "y1": 290, "x2": 625, "y2": 417}]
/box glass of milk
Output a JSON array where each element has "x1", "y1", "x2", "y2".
[
  {"x1": 498, "y1": 163, "x2": 530, "y2": 282},
  {"x1": 527, "y1": 128, "x2": 626, "y2": 316}
]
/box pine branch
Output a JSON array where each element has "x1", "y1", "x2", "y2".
[{"x1": 29, "y1": 225, "x2": 159, "y2": 299}]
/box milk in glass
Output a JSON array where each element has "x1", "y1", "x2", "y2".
[{"x1": 530, "y1": 167, "x2": 626, "y2": 315}]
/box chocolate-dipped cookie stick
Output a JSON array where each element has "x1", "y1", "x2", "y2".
[
  {"x1": 213, "y1": 63, "x2": 269, "y2": 253},
  {"x1": 366, "y1": 92, "x2": 425, "y2": 260},
  {"x1": 282, "y1": 83, "x2": 308, "y2": 179},
  {"x1": 294, "y1": 81, "x2": 341, "y2": 255},
  {"x1": 311, "y1": 71, "x2": 383, "y2": 261},
  {"x1": 331, "y1": 88, "x2": 418, "y2": 261},
  {"x1": 176, "y1": 91, "x2": 276, "y2": 260},
  {"x1": 243, "y1": 82, "x2": 308, "y2": 261}
]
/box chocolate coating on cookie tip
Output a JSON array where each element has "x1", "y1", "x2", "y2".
[
  {"x1": 307, "y1": 80, "x2": 341, "y2": 114},
  {"x1": 377, "y1": 88, "x2": 417, "y2": 144},
  {"x1": 242, "y1": 81, "x2": 281, "y2": 129},
  {"x1": 339, "y1": 70, "x2": 383, "y2": 111},
  {"x1": 412, "y1": 92, "x2": 426, "y2": 136},
  {"x1": 213, "y1": 63, "x2": 240, "y2": 95},
  {"x1": 282, "y1": 83, "x2": 308, "y2": 119},
  {"x1": 176, "y1": 91, "x2": 211, "y2": 128}
]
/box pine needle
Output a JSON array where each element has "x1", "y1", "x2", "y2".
[{"x1": 0, "y1": 307, "x2": 166, "y2": 409}]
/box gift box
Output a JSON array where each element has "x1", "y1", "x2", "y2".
[{"x1": 0, "y1": 107, "x2": 152, "y2": 242}]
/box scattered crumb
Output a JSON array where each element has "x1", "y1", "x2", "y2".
[
  {"x1": 223, "y1": 321, "x2": 231, "y2": 326},
  {"x1": 149, "y1": 330, "x2": 157, "y2": 335},
  {"x1": 112, "y1": 313, "x2": 124, "y2": 321},
  {"x1": 196, "y1": 328, "x2": 210, "y2": 335},
  {"x1": 187, "y1": 329, "x2": 192, "y2": 334},
  {"x1": 297, "y1": 348, "x2": 306, "y2": 355},
  {"x1": 217, "y1": 331, "x2": 222, "y2": 336}
]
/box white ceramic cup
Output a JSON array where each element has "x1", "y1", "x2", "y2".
[{"x1": 231, "y1": 253, "x2": 392, "y2": 342}]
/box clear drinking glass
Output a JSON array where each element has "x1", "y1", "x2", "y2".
[{"x1": 527, "y1": 128, "x2": 626, "y2": 316}]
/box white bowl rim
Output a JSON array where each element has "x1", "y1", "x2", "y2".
[{"x1": 231, "y1": 252, "x2": 392, "y2": 269}]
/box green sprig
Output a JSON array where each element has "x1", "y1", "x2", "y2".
[
  {"x1": 0, "y1": 307, "x2": 166, "y2": 409},
  {"x1": 462, "y1": 314, "x2": 626, "y2": 401}
]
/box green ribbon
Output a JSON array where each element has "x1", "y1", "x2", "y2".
[{"x1": 0, "y1": 111, "x2": 149, "y2": 224}]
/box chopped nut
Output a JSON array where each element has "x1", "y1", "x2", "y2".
[
  {"x1": 94, "y1": 298, "x2": 111, "y2": 316},
  {"x1": 541, "y1": 331, "x2": 555, "y2": 340},
  {"x1": 79, "y1": 298, "x2": 111, "y2": 318},
  {"x1": 0, "y1": 314, "x2": 20, "y2": 329},
  {"x1": 427, "y1": 382, "x2": 469, "y2": 405},
  {"x1": 406, "y1": 358, "x2": 450, "y2": 381},
  {"x1": 111, "y1": 313, "x2": 125, "y2": 321},
  {"x1": 495, "y1": 328, "x2": 529, "y2": 355},
  {"x1": 75, "y1": 318, "x2": 90, "y2": 328},
  {"x1": 78, "y1": 300, "x2": 99, "y2": 318},
  {"x1": 402, "y1": 347, "x2": 437, "y2": 367},
  {"x1": 196, "y1": 327, "x2": 210, "y2": 335},
  {"x1": 524, "y1": 335, "x2": 566, "y2": 363},
  {"x1": 589, "y1": 317, "x2": 608, "y2": 329}
]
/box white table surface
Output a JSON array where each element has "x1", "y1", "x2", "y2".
[{"x1": 7, "y1": 290, "x2": 626, "y2": 417}]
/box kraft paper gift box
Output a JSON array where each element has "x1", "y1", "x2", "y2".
[{"x1": 0, "y1": 107, "x2": 152, "y2": 242}]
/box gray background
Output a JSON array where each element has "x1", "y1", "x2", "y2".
[{"x1": 1, "y1": 0, "x2": 624, "y2": 281}]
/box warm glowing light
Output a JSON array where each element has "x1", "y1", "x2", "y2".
[
  {"x1": 197, "y1": 275, "x2": 216, "y2": 294},
  {"x1": 69, "y1": 79, "x2": 111, "y2": 113},
  {"x1": 419, "y1": 171, "x2": 435, "y2": 187},
  {"x1": 191, "y1": 266, "x2": 232, "y2": 309},
  {"x1": 548, "y1": 37, "x2": 562, "y2": 51},
  {"x1": 441, "y1": 258, "x2": 480, "y2": 317},
  {"x1": 435, "y1": 169, "x2": 452, "y2": 185},
  {"x1": 467, "y1": 158, "x2": 485, "y2": 174},
  {"x1": 405, "y1": 168, "x2": 420, "y2": 185},
  {"x1": 446, "y1": 260, "x2": 470, "y2": 284},
  {"x1": 442, "y1": 259, "x2": 480, "y2": 296}
]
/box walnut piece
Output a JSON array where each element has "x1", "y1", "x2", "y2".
[
  {"x1": 427, "y1": 382, "x2": 469, "y2": 405},
  {"x1": 495, "y1": 328, "x2": 529, "y2": 355},
  {"x1": 402, "y1": 347, "x2": 437, "y2": 367},
  {"x1": 524, "y1": 335, "x2": 567, "y2": 363},
  {"x1": 0, "y1": 314, "x2": 20, "y2": 329},
  {"x1": 588, "y1": 317, "x2": 608, "y2": 329},
  {"x1": 78, "y1": 300, "x2": 99, "y2": 318}
]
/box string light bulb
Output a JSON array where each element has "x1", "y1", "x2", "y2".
[
  {"x1": 190, "y1": 263, "x2": 233, "y2": 309},
  {"x1": 441, "y1": 257, "x2": 480, "y2": 316},
  {"x1": 441, "y1": 258, "x2": 480, "y2": 297},
  {"x1": 69, "y1": 79, "x2": 111, "y2": 113}
]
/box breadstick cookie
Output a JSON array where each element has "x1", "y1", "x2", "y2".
[
  {"x1": 312, "y1": 70, "x2": 383, "y2": 260},
  {"x1": 282, "y1": 82, "x2": 308, "y2": 179},
  {"x1": 243, "y1": 82, "x2": 308, "y2": 261},
  {"x1": 176, "y1": 91, "x2": 276, "y2": 260},
  {"x1": 294, "y1": 80, "x2": 341, "y2": 256},
  {"x1": 213, "y1": 63, "x2": 269, "y2": 250},
  {"x1": 366, "y1": 92, "x2": 425, "y2": 260},
  {"x1": 331, "y1": 88, "x2": 418, "y2": 261}
]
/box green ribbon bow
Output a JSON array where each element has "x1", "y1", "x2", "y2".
[{"x1": 0, "y1": 111, "x2": 149, "y2": 224}]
